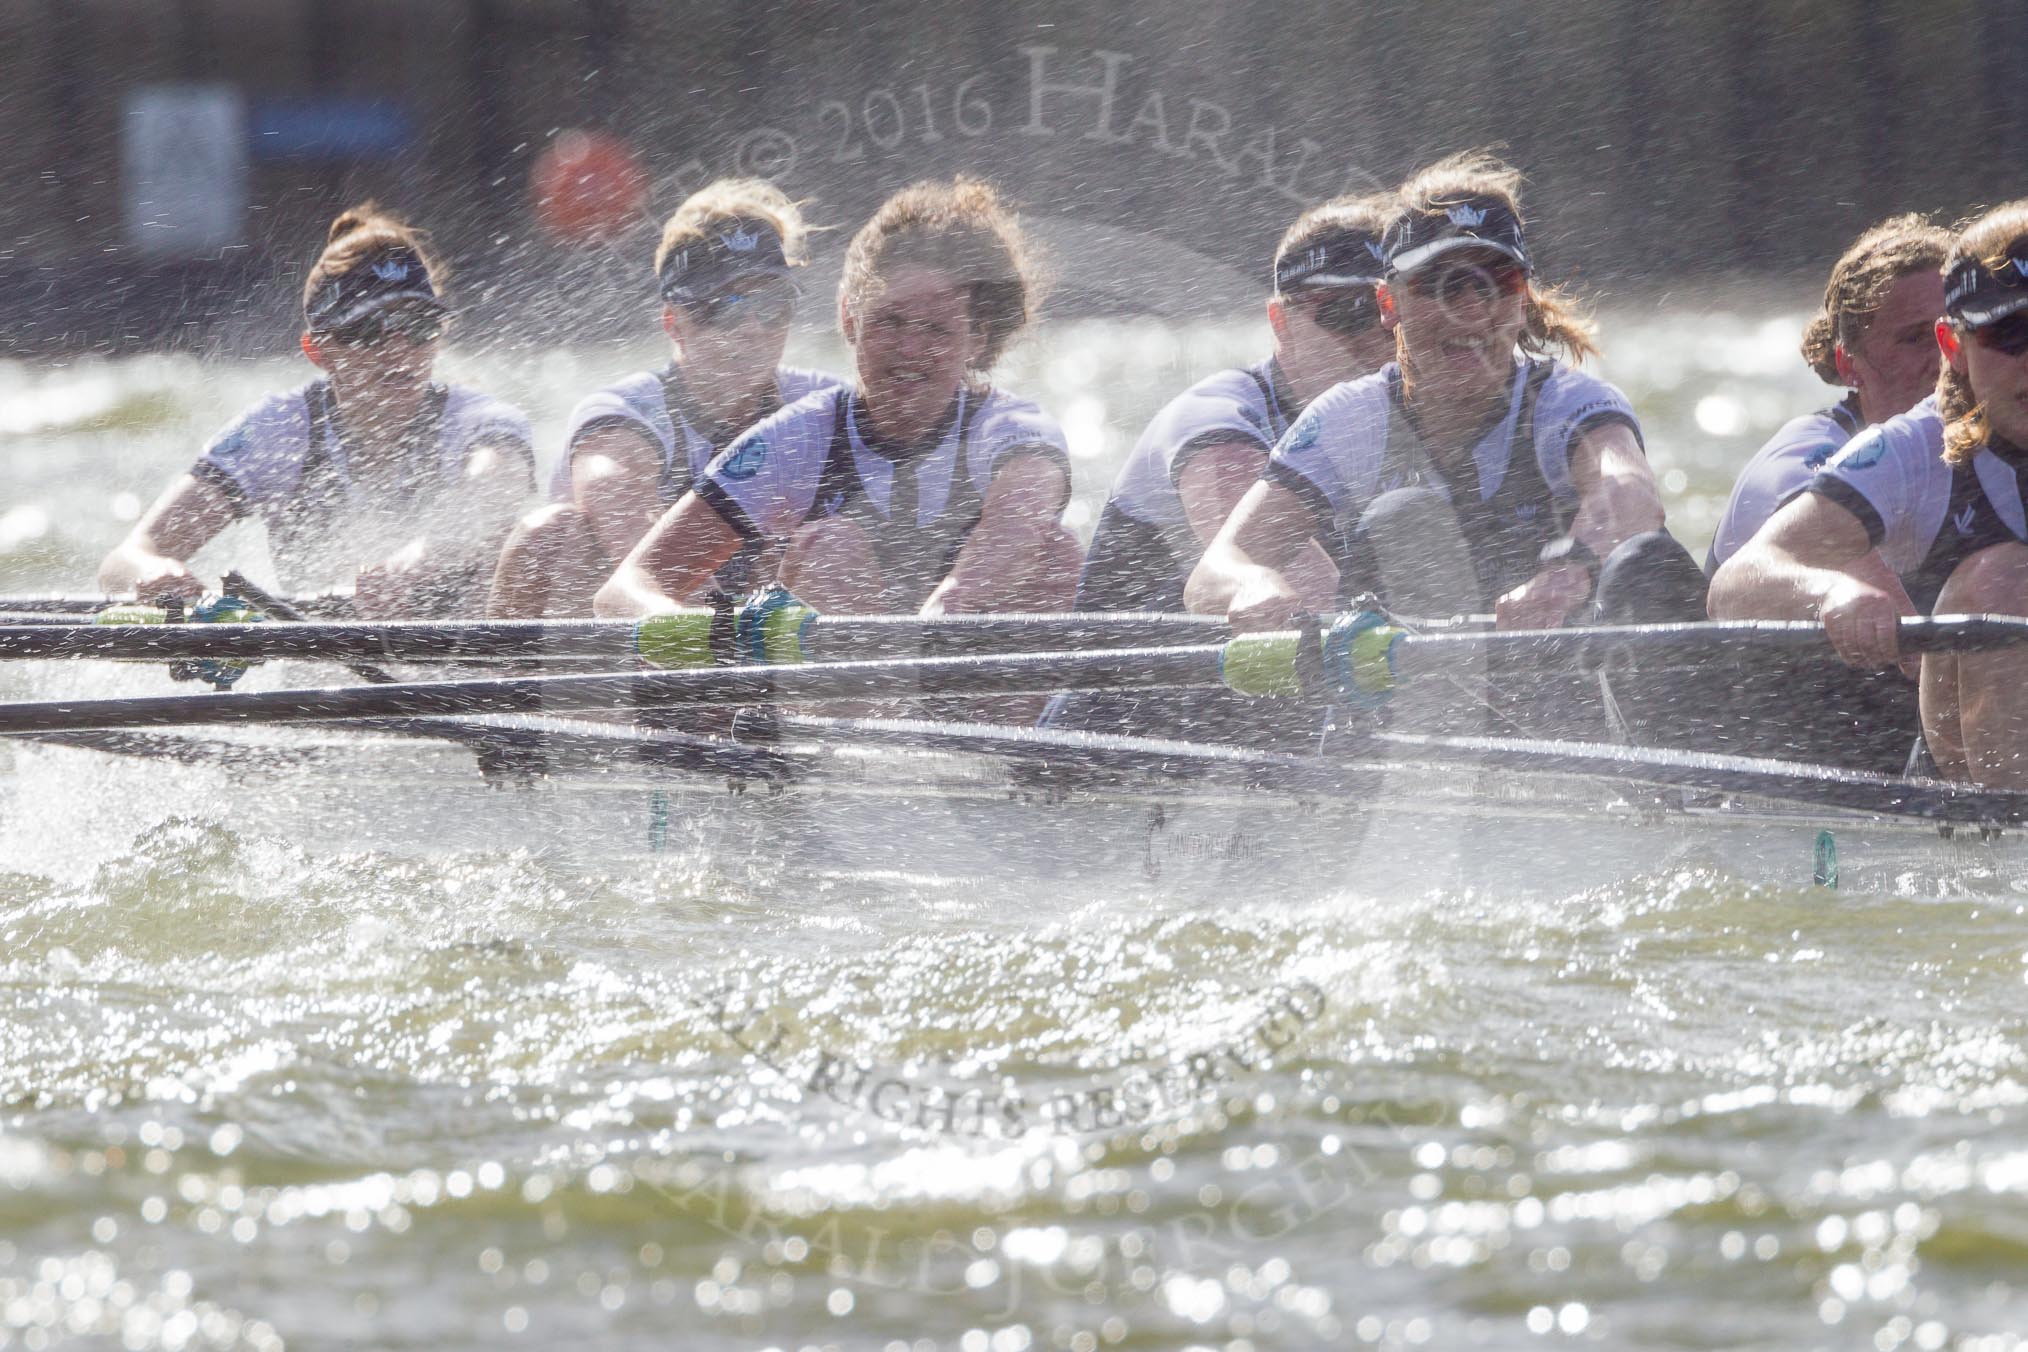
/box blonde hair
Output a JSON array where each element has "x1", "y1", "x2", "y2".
[
  {"x1": 1939, "y1": 199, "x2": 2028, "y2": 465},
  {"x1": 1272, "y1": 193, "x2": 1396, "y2": 294},
  {"x1": 1800, "y1": 213, "x2": 1952, "y2": 385},
  {"x1": 301, "y1": 203, "x2": 442, "y2": 327},
  {"x1": 838, "y1": 176, "x2": 1043, "y2": 379},
  {"x1": 653, "y1": 177, "x2": 809, "y2": 278},
  {"x1": 1394, "y1": 150, "x2": 1598, "y2": 364}
]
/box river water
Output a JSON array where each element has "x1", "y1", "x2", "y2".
[{"x1": 1, "y1": 303, "x2": 2025, "y2": 1351}]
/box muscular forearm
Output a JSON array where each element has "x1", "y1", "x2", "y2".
[
  {"x1": 1570, "y1": 477, "x2": 1664, "y2": 561},
  {"x1": 592, "y1": 561, "x2": 684, "y2": 618},
  {"x1": 1708, "y1": 549, "x2": 1907, "y2": 621}
]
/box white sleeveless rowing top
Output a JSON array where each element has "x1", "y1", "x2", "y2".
[
  {"x1": 695, "y1": 383, "x2": 1071, "y2": 609},
  {"x1": 1077, "y1": 359, "x2": 1300, "y2": 612},
  {"x1": 1804, "y1": 395, "x2": 2028, "y2": 609},
  {"x1": 1266, "y1": 355, "x2": 1640, "y2": 598},
  {"x1": 550, "y1": 363, "x2": 843, "y2": 504},
  {"x1": 192, "y1": 378, "x2": 532, "y2": 590}
]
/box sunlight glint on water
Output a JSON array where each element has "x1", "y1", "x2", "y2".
[{"x1": 0, "y1": 308, "x2": 2025, "y2": 1350}]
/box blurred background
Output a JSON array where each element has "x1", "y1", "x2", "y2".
[
  {"x1": 0, "y1": 0, "x2": 2008, "y2": 577},
  {"x1": 0, "y1": 0, "x2": 2009, "y2": 350}
]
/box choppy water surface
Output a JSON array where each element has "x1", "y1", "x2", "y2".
[{"x1": 2, "y1": 308, "x2": 2027, "y2": 1350}]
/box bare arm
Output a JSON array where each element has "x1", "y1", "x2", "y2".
[
  {"x1": 1177, "y1": 441, "x2": 1340, "y2": 606},
  {"x1": 97, "y1": 473, "x2": 239, "y2": 600},
  {"x1": 1184, "y1": 478, "x2": 1325, "y2": 630},
  {"x1": 593, "y1": 491, "x2": 745, "y2": 618},
  {"x1": 924, "y1": 452, "x2": 1070, "y2": 615},
  {"x1": 1564, "y1": 421, "x2": 1665, "y2": 559},
  {"x1": 1496, "y1": 421, "x2": 1667, "y2": 630},
  {"x1": 569, "y1": 425, "x2": 667, "y2": 563},
  {"x1": 1707, "y1": 491, "x2": 1916, "y2": 670}
]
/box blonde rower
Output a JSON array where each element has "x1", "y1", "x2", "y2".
[
  {"x1": 487, "y1": 180, "x2": 842, "y2": 616},
  {"x1": 99, "y1": 205, "x2": 532, "y2": 616},
  {"x1": 1187, "y1": 153, "x2": 1701, "y2": 738}
]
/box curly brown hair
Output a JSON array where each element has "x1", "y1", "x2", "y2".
[
  {"x1": 838, "y1": 176, "x2": 1044, "y2": 380},
  {"x1": 1799, "y1": 213, "x2": 1951, "y2": 386}
]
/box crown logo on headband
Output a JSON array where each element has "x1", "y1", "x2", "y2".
[
  {"x1": 1446, "y1": 204, "x2": 1488, "y2": 228},
  {"x1": 721, "y1": 226, "x2": 762, "y2": 253},
  {"x1": 371, "y1": 258, "x2": 413, "y2": 283}
]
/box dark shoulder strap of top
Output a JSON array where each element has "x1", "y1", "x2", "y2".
[
  {"x1": 1243, "y1": 363, "x2": 1279, "y2": 434},
  {"x1": 932, "y1": 386, "x2": 995, "y2": 573},
  {"x1": 1513, "y1": 358, "x2": 1568, "y2": 525},
  {"x1": 803, "y1": 387, "x2": 862, "y2": 525},
  {"x1": 654, "y1": 363, "x2": 694, "y2": 501},
  {"x1": 404, "y1": 382, "x2": 451, "y2": 501},
  {"x1": 304, "y1": 378, "x2": 334, "y2": 480},
  {"x1": 1515, "y1": 358, "x2": 1556, "y2": 466}
]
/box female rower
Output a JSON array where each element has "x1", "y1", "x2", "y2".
[
  {"x1": 1186, "y1": 153, "x2": 1700, "y2": 734},
  {"x1": 98, "y1": 205, "x2": 533, "y2": 617},
  {"x1": 594, "y1": 176, "x2": 1078, "y2": 621},
  {"x1": 1701, "y1": 215, "x2": 1949, "y2": 770},
  {"x1": 1712, "y1": 200, "x2": 2028, "y2": 786},
  {"x1": 1707, "y1": 215, "x2": 1950, "y2": 572},
  {"x1": 486, "y1": 179, "x2": 842, "y2": 617},
  {"x1": 1047, "y1": 194, "x2": 1399, "y2": 741}
]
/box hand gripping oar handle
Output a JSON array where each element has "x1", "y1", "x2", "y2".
[{"x1": 1217, "y1": 612, "x2": 2028, "y2": 704}]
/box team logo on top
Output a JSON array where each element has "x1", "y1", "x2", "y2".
[
  {"x1": 2010, "y1": 256, "x2": 2028, "y2": 281},
  {"x1": 1365, "y1": 241, "x2": 1389, "y2": 265},
  {"x1": 719, "y1": 435, "x2": 768, "y2": 480},
  {"x1": 1835, "y1": 432, "x2": 1888, "y2": 472},
  {"x1": 372, "y1": 259, "x2": 413, "y2": 283},
  {"x1": 721, "y1": 226, "x2": 762, "y2": 254},
  {"x1": 1283, "y1": 412, "x2": 1323, "y2": 455},
  {"x1": 1953, "y1": 504, "x2": 1977, "y2": 535},
  {"x1": 1446, "y1": 204, "x2": 1488, "y2": 228}
]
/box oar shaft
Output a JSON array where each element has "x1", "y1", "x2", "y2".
[
  {"x1": 1389, "y1": 615, "x2": 2028, "y2": 677},
  {"x1": 0, "y1": 644, "x2": 1232, "y2": 734},
  {"x1": 0, "y1": 613, "x2": 1228, "y2": 664}
]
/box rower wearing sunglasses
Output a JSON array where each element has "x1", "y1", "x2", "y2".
[
  {"x1": 1046, "y1": 195, "x2": 1399, "y2": 741},
  {"x1": 98, "y1": 205, "x2": 533, "y2": 617},
  {"x1": 486, "y1": 180, "x2": 842, "y2": 616},
  {"x1": 1189, "y1": 153, "x2": 1701, "y2": 732},
  {"x1": 1712, "y1": 200, "x2": 2028, "y2": 787}
]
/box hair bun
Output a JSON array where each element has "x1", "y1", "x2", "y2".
[{"x1": 327, "y1": 202, "x2": 390, "y2": 245}]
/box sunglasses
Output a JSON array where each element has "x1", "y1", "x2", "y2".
[
  {"x1": 323, "y1": 309, "x2": 445, "y2": 347},
  {"x1": 1403, "y1": 258, "x2": 1530, "y2": 308},
  {"x1": 688, "y1": 286, "x2": 798, "y2": 329},
  {"x1": 1296, "y1": 287, "x2": 1381, "y2": 338},
  {"x1": 1969, "y1": 312, "x2": 2028, "y2": 358}
]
